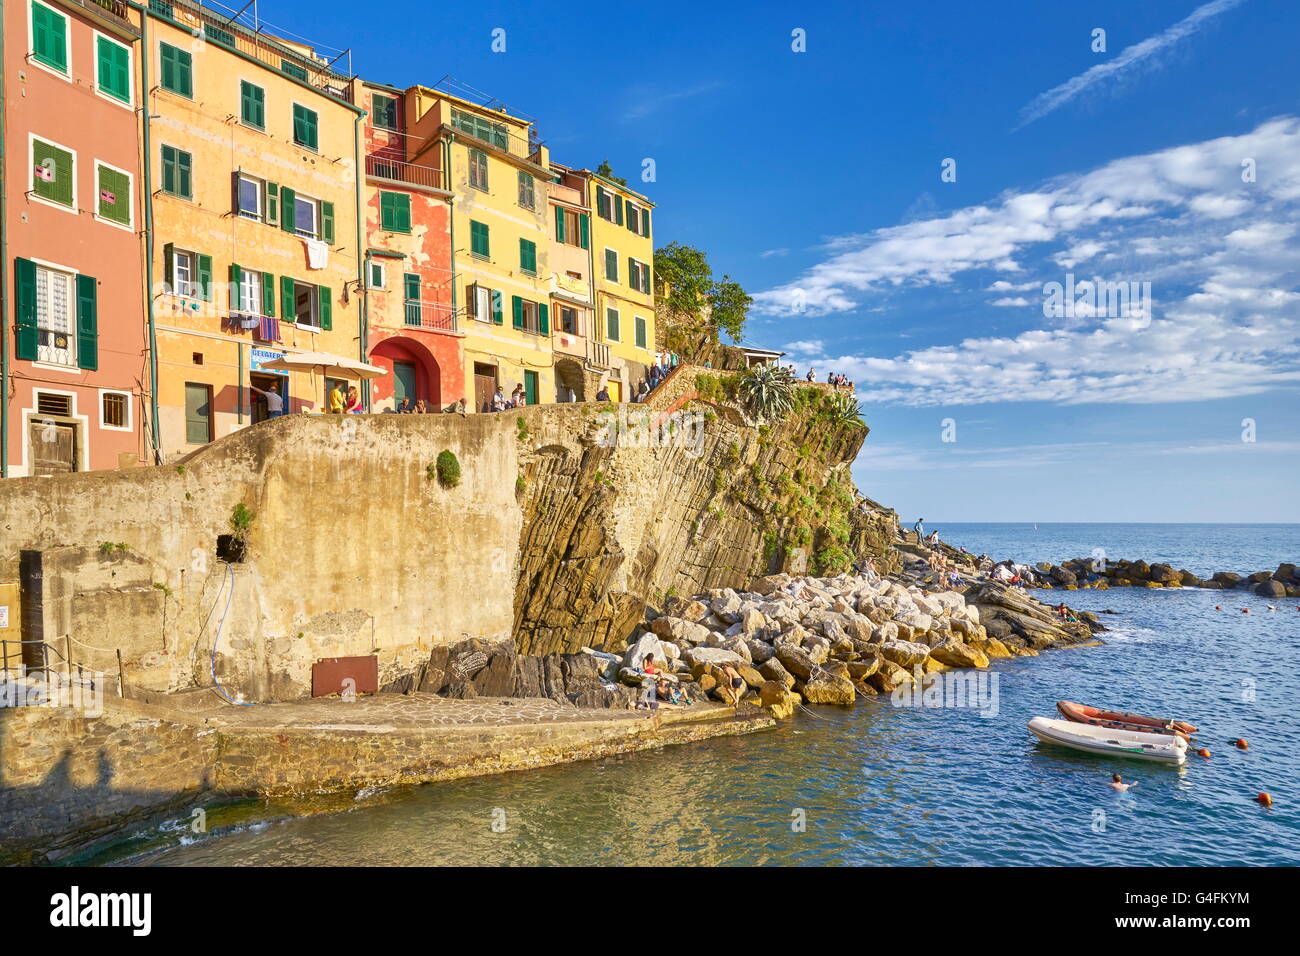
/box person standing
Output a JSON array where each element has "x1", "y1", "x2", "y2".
[
  {"x1": 250, "y1": 381, "x2": 285, "y2": 419},
  {"x1": 328, "y1": 381, "x2": 345, "y2": 414},
  {"x1": 913, "y1": 517, "x2": 925, "y2": 543}
]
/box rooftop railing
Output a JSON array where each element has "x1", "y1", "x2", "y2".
[{"x1": 366, "y1": 155, "x2": 443, "y2": 190}]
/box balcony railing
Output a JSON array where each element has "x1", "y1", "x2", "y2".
[
  {"x1": 587, "y1": 341, "x2": 611, "y2": 368},
  {"x1": 400, "y1": 300, "x2": 458, "y2": 334},
  {"x1": 366, "y1": 155, "x2": 443, "y2": 190}
]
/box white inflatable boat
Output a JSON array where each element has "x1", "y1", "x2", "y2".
[{"x1": 1027, "y1": 716, "x2": 1188, "y2": 764}]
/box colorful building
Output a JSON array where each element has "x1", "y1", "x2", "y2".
[
  {"x1": 3, "y1": 0, "x2": 147, "y2": 477},
  {"x1": 587, "y1": 172, "x2": 655, "y2": 402},
  {"x1": 359, "y1": 80, "x2": 460, "y2": 411},
  {"x1": 142, "y1": 0, "x2": 363, "y2": 458},
  {"x1": 546, "y1": 162, "x2": 602, "y2": 402},
  {"x1": 400, "y1": 81, "x2": 555, "y2": 411}
]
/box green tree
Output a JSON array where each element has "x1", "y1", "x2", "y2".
[
  {"x1": 653, "y1": 242, "x2": 752, "y2": 344},
  {"x1": 596, "y1": 160, "x2": 627, "y2": 186},
  {"x1": 708, "y1": 276, "x2": 752, "y2": 343}
]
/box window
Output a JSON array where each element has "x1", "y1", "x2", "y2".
[
  {"x1": 517, "y1": 171, "x2": 535, "y2": 210},
  {"x1": 96, "y1": 35, "x2": 131, "y2": 104},
  {"x1": 519, "y1": 238, "x2": 537, "y2": 275},
  {"x1": 294, "y1": 193, "x2": 318, "y2": 237},
  {"x1": 629, "y1": 258, "x2": 650, "y2": 294},
  {"x1": 101, "y1": 391, "x2": 131, "y2": 430},
  {"x1": 596, "y1": 186, "x2": 612, "y2": 220},
  {"x1": 451, "y1": 108, "x2": 509, "y2": 150},
  {"x1": 160, "y1": 144, "x2": 192, "y2": 199},
  {"x1": 556, "y1": 207, "x2": 589, "y2": 249},
  {"x1": 604, "y1": 248, "x2": 618, "y2": 282},
  {"x1": 372, "y1": 93, "x2": 398, "y2": 131},
  {"x1": 379, "y1": 191, "x2": 411, "y2": 233},
  {"x1": 292, "y1": 104, "x2": 319, "y2": 151},
  {"x1": 31, "y1": 1, "x2": 69, "y2": 74},
  {"x1": 635, "y1": 315, "x2": 648, "y2": 350},
  {"x1": 172, "y1": 250, "x2": 194, "y2": 297},
  {"x1": 606, "y1": 307, "x2": 620, "y2": 342},
  {"x1": 184, "y1": 383, "x2": 212, "y2": 445},
  {"x1": 468, "y1": 283, "x2": 493, "y2": 324},
  {"x1": 282, "y1": 278, "x2": 331, "y2": 330},
  {"x1": 95, "y1": 163, "x2": 132, "y2": 228},
  {"x1": 237, "y1": 174, "x2": 262, "y2": 220},
  {"x1": 281, "y1": 58, "x2": 308, "y2": 81},
  {"x1": 512, "y1": 297, "x2": 546, "y2": 335},
  {"x1": 470, "y1": 220, "x2": 489, "y2": 259},
  {"x1": 33, "y1": 264, "x2": 75, "y2": 366},
  {"x1": 203, "y1": 23, "x2": 234, "y2": 47},
  {"x1": 239, "y1": 270, "x2": 262, "y2": 315},
  {"x1": 404, "y1": 273, "x2": 421, "y2": 324},
  {"x1": 31, "y1": 137, "x2": 75, "y2": 208},
  {"x1": 468, "y1": 148, "x2": 488, "y2": 191},
  {"x1": 367, "y1": 261, "x2": 386, "y2": 290},
  {"x1": 626, "y1": 203, "x2": 641, "y2": 235},
  {"x1": 159, "y1": 42, "x2": 193, "y2": 97},
  {"x1": 560, "y1": 306, "x2": 578, "y2": 335},
  {"x1": 240, "y1": 81, "x2": 265, "y2": 129}
]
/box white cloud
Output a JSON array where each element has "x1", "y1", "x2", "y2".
[
  {"x1": 782, "y1": 339, "x2": 825, "y2": 356},
  {"x1": 1014, "y1": 0, "x2": 1248, "y2": 129},
  {"x1": 753, "y1": 117, "x2": 1300, "y2": 407},
  {"x1": 760, "y1": 248, "x2": 790, "y2": 259}
]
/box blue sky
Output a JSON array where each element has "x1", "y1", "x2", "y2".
[{"x1": 258, "y1": 0, "x2": 1299, "y2": 522}]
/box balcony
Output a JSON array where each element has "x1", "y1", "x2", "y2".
[
  {"x1": 546, "y1": 180, "x2": 583, "y2": 207},
  {"x1": 587, "y1": 341, "x2": 611, "y2": 368},
  {"x1": 366, "y1": 155, "x2": 443, "y2": 191},
  {"x1": 396, "y1": 300, "x2": 458, "y2": 334}
]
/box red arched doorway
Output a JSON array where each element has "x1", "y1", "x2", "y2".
[{"x1": 369, "y1": 337, "x2": 442, "y2": 411}]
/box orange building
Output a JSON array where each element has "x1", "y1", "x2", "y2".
[
  {"x1": 359, "y1": 80, "x2": 461, "y2": 410},
  {"x1": 2, "y1": 0, "x2": 147, "y2": 476}
]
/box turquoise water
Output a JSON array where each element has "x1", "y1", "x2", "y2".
[{"x1": 137, "y1": 524, "x2": 1298, "y2": 866}]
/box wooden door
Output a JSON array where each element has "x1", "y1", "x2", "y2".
[
  {"x1": 473, "y1": 363, "x2": 496, "y2": 413},
  {"x1": 29, "y1": 420, "x2": 76, "y2": 475}
]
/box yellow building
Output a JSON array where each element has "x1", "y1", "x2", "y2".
[
  {"x1": 587, "y1": 173, "x2": 655, "y2": 401},
  {"x1": 143, "y1": 0, "x2": 363, "y2": 457},
  {"x1": 402, "y1": 82, "x2": 554, "y2": 410}
]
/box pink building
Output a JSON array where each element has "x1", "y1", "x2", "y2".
[{"x1": 3, "y1": 0, "x2": 146, "y2": 476}]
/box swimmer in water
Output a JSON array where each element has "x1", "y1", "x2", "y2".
[{"x1": 1110, "y1": 773, "x2": 1136, "y2": 793}]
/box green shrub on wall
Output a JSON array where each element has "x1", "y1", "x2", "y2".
[{"x1": 434, "y1": 450, "x2": 461, "y2": 488}]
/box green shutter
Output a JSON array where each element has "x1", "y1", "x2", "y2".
[
  {"x1": 293, "y1": 105, "x2": 318, "y2": 150},
  {"x1": 397, "y1": 195, "x2": 411, "y2": 233},
  {"x1": 471, "y1": 220, "x2": 489, "y2": 258},
  {"x1": 32, "y1": 3, "x2": 68, "y2": 73},
  {"x1": 605, "y1": 249, "x2": 618, "y2": 282},
  {"x1": 33, "y1": 139, "x2": 73, "y2": 207},
  {"x1": 161, "y1": 43, "x2": 192, "y2": 97},
  {"x1": 262, "y1": 272, "x2": 275, "y2": 316},
  {"x1": 280, "y1": 187, "x2": 296, "y2": 233},
  {"x1": 266, "y1": 182, "x2": 280, "y2": 225},
  {"x1": 163, "y1": 242, "x2": 175, "y2": 291},
  {"x1": 76, "y1": 274, "x2": 98, "y2": 371},
  {"x1": 196, "y1": 254, "x2": 212, "y2": 301},
  {"x1": 97, "y1": 37, "x2": 130, "y2": 103},
  {"x1": 627, "y1": 256, "x2": 635, "y2": 290},
  {"x1": 14, "y1": 258, "x2": 38, "y2": 361},
  {"x1": 511, "y1": 295, "x2": 524, "y2": 329},
  {"x1": 539, "y1": 303, "x2": 549, "y2": 336},
  {"x1": 321, "y1": 202, "x2": 335, "y2": 243},
  {"x1": 614, "y1": 195, "x2": 623, "y2": 226},
  {"x1": 579, "y1": 213, "x2": 590, "y2": 250},
  {"x1": 97, "y1": 165, "x2": 131, "y2": 225},
  {"x1": 491, "y1": 289, "x2": 503, "y2": 325},
  {"x1": 319, "y1": 287, "x2": 332, "y2": 330},
  {"x1": 229, "y1": 263, "x2": 243, "y2": 309},
  {"x1": 555, "y1": 206, "x2": 566, "y2": 243},
  {"x1": 179, "y1": 150, "x2": 192, "y2": 198},
  {"x1": 642, "y1": 208, "x2": 651, "y2": 238},
  {"x1": 520, "y1": 239, "x2": 536, "y2": 274},
  {"x1": 281, "y1": 59, "x2": 307, "y2": 81},
  {"x1": 281, "y1": 275, "x2": 295, "y2": 320},
  {"x1": 635, "y1": 316, "x2": 647, "y2": 349},
  {"x1": 404, "y1": 272, "x2": 421, "y2": 301},
  {"x1": 241, "y1": 81, "x2": 265, "y2": 128},
  {"x1": 161, "y1": 145, "x2": 175, "y2": 195}
]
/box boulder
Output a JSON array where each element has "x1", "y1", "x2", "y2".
[
  {"x1": 879, "y1": 640, "x2": 930, "y2": 668},
  {"x1": 744, "y1": 638, "x2": 775, "y2": 664},
  {"x1": 649, "y1": 616, "x2": 711, "y2": 645},
  {"x1": 751, "y1": 573, "x2": 791, "y2": 596},
  {"x1": 1255, "y1": 579, "x2": 1286, "y2": 598},
  {"x1": 419, "y1": 637, "x2": 517, "y2": 697},
  {"x1": 1148, "y1": 563, "x2": 1181, "y2": 585},
  {"x1": 867, "y1": 659, "x2": 914, "y2": 693},
  {"x1": 1211, "y1": 571, "x2": 1242, "y2": 588},
  {"x1": 799, "y1": 671, "x2": 856, "y2": 706},
  {"x1": 719, "y1": 636, "x2": 754, "y2": 663},
  {"x1": 741, "y1": 607, "x2": 768, "y2": 634},
  {"x1": 759, "y1": 657, "x2": 796, "y2": 689},
  {"x1": 624, "y1": 632, "x2": 669, "y2": 670},
  {"x1": 1274, "y1": 563, "x2": 1297, "y2": 582},
  {"x1": 758, "y1": 680, "x2": 800, "y2": 719},
  {"x1": 710, "y1": 592, "x2": 743, "y2": 622},
  {"x1": 846, "y1": 658, "x2": 881, "y2": 681},
  {"x1": 664, "y1": 597, "x2": 709, "y2": 622},
  {"x1": 775, "y1": 644, "x2": 817, "y2": 681},
  {"x1": 737, "y1": 664, "x2": 765, "y2": 688},
  {"x1": 682, "y1": 646, "x2": 745, "y2": 667},
  {"x1": 928, "y1": 640, "x2": 990, "y2": 669}
]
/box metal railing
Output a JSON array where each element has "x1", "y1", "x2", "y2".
[
  {"x1": 400, "y1": 300, "x2": 458, "y2": 333},
  {"x1": 366, "y1": 155, "x2": 443, "y2": 190}
]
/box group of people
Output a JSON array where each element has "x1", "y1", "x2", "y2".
[
  {"x1": 487, "y1": 383, "x2": 530, "y2": 413},
  {"x1": 393, "y1": 397, "x2": 468, "y2": 414},
  {"x1": 327, "y1": 382, "x2": 363, "y2": 414},
  {"x1": 794, "y1": 366, "x2": 855, "y2": 389}
]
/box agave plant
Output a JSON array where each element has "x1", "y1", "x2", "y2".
[
  {"x1": 826, "y1": 390, "x2": 865, "y2": 427},
  {"x1": 737, "y1": 363, "x2": 796, "y2": 420}
]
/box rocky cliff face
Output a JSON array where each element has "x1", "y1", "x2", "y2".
[{"x1": 513, "y1": 367, "x2": 897, "y2": 656}]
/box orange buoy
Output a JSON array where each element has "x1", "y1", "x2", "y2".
[
  {"x1": 1236, "y1": 739, "x2": 1249, "y2": 750},
  {"x1": 1241, "y1": 608, "x2": 1250, "y2": 614},
  {"x1": 1215, "y1": 605, "x2": 1223, "y2": 610},
  {"x1": 1197, "y1": 748, "x2": 1211, "y2": 758},
  {"x1": 1256, "y1": 793, "x2": 1272, "y2": 807}
]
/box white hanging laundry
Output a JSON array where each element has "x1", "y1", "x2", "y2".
[{"x1": 305, "y1": 238, "x2": 329, "y2": 270}]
